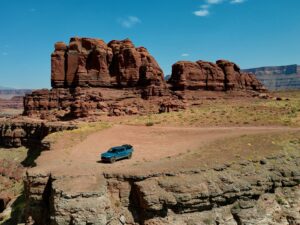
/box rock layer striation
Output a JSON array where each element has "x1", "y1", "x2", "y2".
[
  {"x1": 244, "y1": 64, "x2": 300, "y2": 90},
  {"x1": 24, "y1": 154, "x2": 300, "y2": 225},
  {"x1": 51, "y1": 37, "x2": 167, "y2": 95},
  {"x1": 0, "y1": 119, "x2": 76, "y2": 148}
]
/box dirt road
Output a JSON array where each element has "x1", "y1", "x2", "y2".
[{"x1": 32, "y1": 125, "x2": 300, "y2": 176}]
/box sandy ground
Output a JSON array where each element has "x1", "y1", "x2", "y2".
[{"x1": 32, "y1": 125, "x2": 300, "y2": 177}]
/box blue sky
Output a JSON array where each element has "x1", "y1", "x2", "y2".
[{"x1": 0, "y1": 0, "x2": 299, "y2": 89}]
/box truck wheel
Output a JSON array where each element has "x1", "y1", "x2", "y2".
[
  {"x1": 110, "y1": 158, "x2": 116, "y2": 163},
  {"x1": 128, "y1": 153, "x2": 132, "y2": 159}
]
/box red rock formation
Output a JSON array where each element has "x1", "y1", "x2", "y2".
[
  {"x1": 23, "y1": 37, "x2": 267, "y2": 120},
  {"x1": 51, "y1": 37, "x2": 166, "y2": 94},
  {"x1": 169, "y1": 60, "x2": 266, "y2": 92},
  {"x1": 23, "y1": 87, "x2": 183, "y2": 119},
  {"x1": 24, "y1": 37, "x2": 174, "y2": 119}
]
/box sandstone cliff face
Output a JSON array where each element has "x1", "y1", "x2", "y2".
[
  {"x1": 244, "y1": 64, "x2": 300, "y2": 90},
  {"x1": 24, "y1": 154, "x2": 300, "y2": 225},
  {"x1": 23, "y1": 37, "x2": 176, "y2": 119},
  {"x1": 0, "y1": 119, "x2": 76, "y2": 148},
  {"x1": 23, "y1": 87, "x2": 186, "y2": 119},
  {"x1": 51, "y1": 37, "x2": 166, "y2": 94},
  {"x1": 169, "y1": 60, "x2": 266, "y2": 92}
]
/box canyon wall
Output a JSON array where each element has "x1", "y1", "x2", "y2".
[
  {"x1": 244, "y1": 64, "x2": 300, "y2": 90},
  {"x1": 0, "y1": 119, "x2": 76, "y2": 148},
  {"x1": 24, "y1": 154, "x2": 300, "y2": 225}
]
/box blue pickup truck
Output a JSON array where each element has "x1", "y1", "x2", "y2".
[{"x1": 101, "y1": 144, "x2": 133, "y2": 163}]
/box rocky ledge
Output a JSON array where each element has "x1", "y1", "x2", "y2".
[
  {"x1": 24, "y1": 154, "x2": 299, "y2": 225},
  {"x1": 0, "y1": 119, "x2": 77, "y2": 148}
]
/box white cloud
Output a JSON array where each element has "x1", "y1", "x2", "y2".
[
  {"x1": 206, "y1": 0, "x2": 223, "y2": 4},
  {"x1": 181, "y1": 53, "x2": 189, "y2": 57},
  {"x1": 194, "y1": 9, "x2": 210, "y2": 17},
  {"x1": 194, "y1": 0, "x2": 247, "y2": 17},
  {"x1": 201, "y1": 4, "x2": 210, "y2": 9},
  {"x1": 118, "y1": 16, "x2": 141, "y2": 28},
  {"x1": 230, "y1": 0, "x2": 246, "y2": 4}
]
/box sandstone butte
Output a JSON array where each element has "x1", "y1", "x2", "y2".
[{"x1": 23, "y1": 37, "x2": 266, "y2": 120}]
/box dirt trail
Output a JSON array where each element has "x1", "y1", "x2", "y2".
[{"x1": 32, "y1": 125, "x2": 300, "y2": 177}]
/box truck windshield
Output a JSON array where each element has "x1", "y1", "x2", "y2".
[{"x1": 108, "y1": 147, "x2": 121, "y2": 153}]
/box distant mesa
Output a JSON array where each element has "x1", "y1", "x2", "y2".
[
  {"x1": 23, "y1": 37, "x2": 266, "y2": 120},
  {"x1": 0, "y1": 89, "x2": 32, "y2": 99},
  {"x1": 0, "y1": 89, "x2": 32, "y2": 115},
  {"x1": 243, "y1": 64, "x2": 300, "y2": 90}
]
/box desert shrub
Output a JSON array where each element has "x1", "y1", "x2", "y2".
[
  {"x1": 275, "y1": 195, "x2": 285, "y2": 205},
  {"x1": 203, "y1": 217, "x2": 214, "y2": 225},
  {"x1": 145, "y1": 121, "x2": 154, "y2": 126}
]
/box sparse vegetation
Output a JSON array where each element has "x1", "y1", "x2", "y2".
[
  {"x1": 145, "y1": 121, "x2": 154, "y2": 126},
  {"x1": 44, "y1": 121, "x2": 112, "y2": 149},
  {"x1": 174, "y1": 131, "x2": 300, "y2": 169},
  {"x1": 0, "y1": 147, "x2": 27, "y2": 163},
  {"x1": 275, "y1": 195, "x2": 286, "y2": 205},
  {"x1": 0, "y1": 148, "x2": 26, "y2": 225},
  {"x1": 0, "y1": 193, "x2": 26, "y2": 225},
  {"x1": 114, "y1": 200, "x2": 121, "y2": 208},
  {"x1": 203, "y1": 217, "x2": 214, "y2": 225},
  {"x1": 123, "y1": 91, "x2": 300, "y2": 127}
]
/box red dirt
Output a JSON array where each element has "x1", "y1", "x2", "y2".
[{"x1": 31, "y1": 125, "x2": 300, "y2": 177}]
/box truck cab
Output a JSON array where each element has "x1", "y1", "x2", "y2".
[{"x1": 101, "y1": 144, "x2": 133, "y2": 163}]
